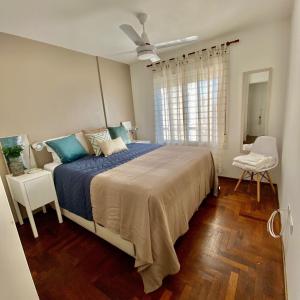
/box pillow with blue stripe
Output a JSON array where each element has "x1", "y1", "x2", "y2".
[{"x1": 46, "y1": 134, "x2": 88, "y2": 163}]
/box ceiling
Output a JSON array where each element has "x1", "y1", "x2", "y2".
[{"x1": 0, "y1": 0, "x2": 293, "y2": 64}]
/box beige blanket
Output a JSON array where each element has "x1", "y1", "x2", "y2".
[{"x1": 91, "y1": 145, "x2": 216, "y2": 293}]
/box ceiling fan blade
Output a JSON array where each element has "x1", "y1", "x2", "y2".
[
  {"x1": 120, "y1": 24, "x2": 145, "y2": 46},
  {"x1": 150, "y1": 54, "x2": 161, "y2": 63},
  {"x1": 111, "y1": 49, "x2": 136, "y2": 57},
  {"x1": 155, "y1": 36, "x2": 199, "y2": 49}
]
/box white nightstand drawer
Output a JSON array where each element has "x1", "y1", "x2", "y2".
[{"x1": 24, "y1": 175, "x2": 56, "y2": 210}]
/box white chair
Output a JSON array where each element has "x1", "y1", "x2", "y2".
[{"x1": 233, "y1": 136, "x2": 278, "y2": 202}]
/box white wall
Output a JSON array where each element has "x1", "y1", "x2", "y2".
[
  {"x1": 0, "y1": 177, "x2": 38, "y2": 299},
  {"x1": 279, "y1": 0, "x2": 300, "y2": 299},
  {"x1": 130, "y1": 20, "x2": 290, "y2": 182}
]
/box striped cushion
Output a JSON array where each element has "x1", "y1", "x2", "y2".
[{"x1": 85, "y1": 129, "x2": 111, "y2": 156}]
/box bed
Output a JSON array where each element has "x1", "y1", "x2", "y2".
[{"x1": 44, "y1": 142, "x2": 217, "y2": 293}]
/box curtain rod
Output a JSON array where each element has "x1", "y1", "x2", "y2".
[{"x1": 146, "y1": 38, "x2": 239, "y2": 68}]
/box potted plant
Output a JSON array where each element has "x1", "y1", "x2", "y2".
[{"x1": 2, "y1": 145, "x2": 25, "y2": 176}]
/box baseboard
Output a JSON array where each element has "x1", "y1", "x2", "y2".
[{"x1": 218, "y1": 175, "x2": 278, "y2": 187}]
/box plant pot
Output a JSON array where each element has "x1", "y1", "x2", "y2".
[{"x1": 9, "y1": 156, "x2": 25, "y2": 176}]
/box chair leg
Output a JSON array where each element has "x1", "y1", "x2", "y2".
[
  {"x1": 266, "y1": 171, "x2": 276, "y2": 194},
  {"x1": 248, "y1": 172, "x2": 254, "y2": 192},
  {"x1": 234, "y1": 170, "x2": 246, "y2": 192},
  {"x1": 256, "y1": 173, "x2": 261, "y2": 203}
]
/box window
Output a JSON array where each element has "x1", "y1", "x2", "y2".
[
  {"x1": 153, "y1": 48, "x2": 229, "y2": 172},
  {"x1": 155, "y1": 76, "x2": 223, "y2": 146}
]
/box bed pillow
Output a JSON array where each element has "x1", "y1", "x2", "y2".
[
  {"x1": 84, "y1": 128, "x2": 111, "y2": 156},
  {"x1": 45, "y1": 144, "x2": 62, "y2": 163},
  {"x1": 108, "y1": 126, "x2": 131, "y2": 144},
  {"x1": 82, "y1": 128, "x2": 107, "y2": 154},
  {"x1": 44, "y1": 133, "x2": 91, "y2": 162},
  {"x1": 98, "y1": 137, "x2": 128, "y2": 157},
  {"x1": 45, "y1": 134, "x2": 88, "y2": 163},
  {"x1": 75, "y1": 132, "x2": 92, "y2": 154},
  {"x1": 44, "y1": 135, "x2": 67, "y2": 163}
]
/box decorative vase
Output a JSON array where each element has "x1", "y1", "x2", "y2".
[{"x1": 9, "y1": 157, "x2": 25, "y2": 176}]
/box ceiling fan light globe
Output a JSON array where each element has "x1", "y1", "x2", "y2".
[{"x1": 137, "y1": 51, "x2": 156, "y2": 60}]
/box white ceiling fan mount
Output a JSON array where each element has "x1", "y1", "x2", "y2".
[{"x1": 119, "y1": 13, "x2": 199, "y2": 62}]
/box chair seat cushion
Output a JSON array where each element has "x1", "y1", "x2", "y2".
[{"x1": 233, "y1": 152, "x2": 276, "y2": 171}]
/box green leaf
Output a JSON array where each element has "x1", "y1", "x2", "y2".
[{"x1": 2, "y1": 145, "x2": 24, "y2": 159}]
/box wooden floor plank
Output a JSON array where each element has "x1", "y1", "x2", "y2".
[
  {"x1": 17, "y1": 178, "x2": 285, "y2": 300},
  {"x1": 179, "y1": 284, "x2": 192, "y2": 300},
  {"x1": 225, "y1": 272, "x2": 239, "y2": 300}
]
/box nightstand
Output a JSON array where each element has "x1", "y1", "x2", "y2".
[
  {"x1": 6, "y1": 170, "x2": 63, "y2": 238},
  {"x1": 134, "y1": 140, "x2": 151, "y2": 144}
]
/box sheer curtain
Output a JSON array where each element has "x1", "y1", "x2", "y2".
[{"x1": 153, "y1": 46, "x2": 229, "y2": 172}]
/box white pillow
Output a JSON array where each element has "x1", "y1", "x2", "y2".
[{"x1": 98, "y1": 137, "x2": 128, "y2": 157}]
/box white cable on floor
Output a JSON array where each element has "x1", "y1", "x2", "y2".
[{"x1": 267, "y1": 209, "x2": 284, "y2": 238}]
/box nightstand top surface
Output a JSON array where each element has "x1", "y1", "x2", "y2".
[{"x1": 6, "y1": 169, "x2": 51, "y2": 182}]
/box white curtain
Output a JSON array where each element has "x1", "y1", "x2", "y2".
[{"x1": 153, "y1": 46, "x2": 229, "y2": 172}]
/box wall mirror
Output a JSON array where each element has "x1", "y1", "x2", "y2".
[
  {"x1": 241, "y1": 68, "x2": 272, "y2": 152},
  {"x1": 0, "y1": 134, "x2": 36, "y2": 176}
]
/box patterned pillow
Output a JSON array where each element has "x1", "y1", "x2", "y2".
[{"x1": 85, "y1": 129, "x2": 111, "y2": 156}]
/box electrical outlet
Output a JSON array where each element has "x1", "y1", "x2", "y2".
[{"x1": 288, "y1": 204, "x2": 294, "y2": 235}]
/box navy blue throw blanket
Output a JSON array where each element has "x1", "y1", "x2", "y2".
[{"x1": 53, "y1": 143, "x2": 162, "y2": 220}]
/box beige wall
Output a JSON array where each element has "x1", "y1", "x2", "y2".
[
  {"x1": 98, "y1": 57, "x2": 135, "y2": 126},
  {"x1": 0, "y1": 33, "x2": 107, "y2": 140},
  {"x1": 0, "y1": 33, "x2": 134, "y2": 218}
]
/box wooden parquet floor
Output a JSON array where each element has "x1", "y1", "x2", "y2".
[{"x1": 18, "y1": 177, "x2": 285, "y2": 300}]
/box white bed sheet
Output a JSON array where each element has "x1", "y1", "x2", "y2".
[{"x1": 43, "y1": 162, "x2": 61, "y2": 174}]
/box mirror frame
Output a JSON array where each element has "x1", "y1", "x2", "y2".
[
  {"x1": 0, "y1": 134, "x2": 36, "y2": 174},
  {"x1": 240, "y1": 67, "x2": 273, "y2": 153}
]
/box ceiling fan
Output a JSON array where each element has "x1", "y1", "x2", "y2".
[{"x1": 120, "y1": 13, "x2": 199, "y2": 63}]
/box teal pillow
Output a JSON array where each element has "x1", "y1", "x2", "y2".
[
  {"x1": 46, "y1": 134, "x2": 88, "y2": 163},
  {"x1": 108, "y1": 126, "x2": 131, "y2": 144}
]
